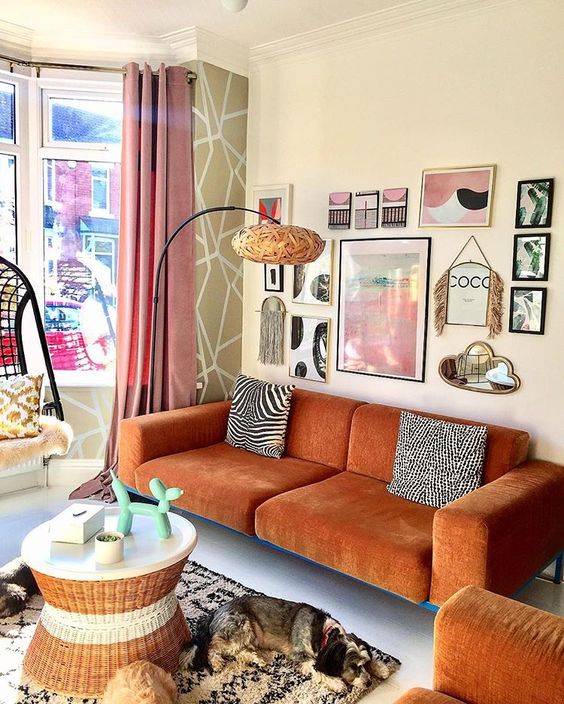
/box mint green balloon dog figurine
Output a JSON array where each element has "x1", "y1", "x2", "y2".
[{"x1": 110, "y1": 471, "x2": 183, "y2": 539}]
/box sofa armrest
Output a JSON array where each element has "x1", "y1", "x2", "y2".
[
  {"x1": 433, "y1": 585, "x2": 564, "y2": 704},
  {"x1": 118, "y1": 401, "x2": 231, "y2": 486},
  {"x1": 431, "y1": 460, "x2": 564, "y2": 605}
]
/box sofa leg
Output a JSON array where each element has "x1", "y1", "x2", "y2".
[{"x1": 554, "y1": 553, "x2": 563, "y2": 585}]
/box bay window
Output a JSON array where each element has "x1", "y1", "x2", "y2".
[{"x1": 1, "y1": 69, "x2": 122, "y2": 385}]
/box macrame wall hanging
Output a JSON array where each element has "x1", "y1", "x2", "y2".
[
  {"x1": 434, "y1": 236, "x2": 504, "y2": 338},
  {"x1": 258, "y1": 296, "x2": 286, "y2": 365}
]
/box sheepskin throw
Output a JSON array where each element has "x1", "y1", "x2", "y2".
[{"x1": 0, "y1": 415, "x2": 72, "y2": 470}]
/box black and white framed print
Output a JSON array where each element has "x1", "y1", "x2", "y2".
[
  {"x1": 512, "y1": 233, "x2": 550, "y2": 281},
  {"x1": 509, "y1": 287, "x2": 547, "y2": 334},
  {"x1": 289, "y1": 315, "x2": 329, "y2": 383},
  {"x1": 293, "y1": 239, "x2": 333, "y2": 305},
  {"x1": 515, "y1": 179, "x2": 554, "y2": 228},
  {"x1": 264, "y1": 264, "x2": 284, "y2": 292}
]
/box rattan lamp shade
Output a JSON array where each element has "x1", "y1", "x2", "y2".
[{"x1": 232, "y1": 224, "x2": 325, "y2": 264}]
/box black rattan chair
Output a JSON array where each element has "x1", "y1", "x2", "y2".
[{"x1": 0, "y1": 256, "x2": 64, "y2": 420}]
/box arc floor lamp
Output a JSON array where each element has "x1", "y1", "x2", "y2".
[{"x1": 148, "y1": 205, "x2": 324, "y2": 411}]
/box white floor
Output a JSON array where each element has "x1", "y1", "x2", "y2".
[{"x1": 0, "y1": 486, "x2": 562, "y2": 703}]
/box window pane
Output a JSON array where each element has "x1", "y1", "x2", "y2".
[
  {"x1": 0, "y1": 154, "x2": 16, "y2": 261},
  {"x1": 49, "y1": 97, "x2": 122, "y2": 145},
  {"x1": 0, "y1": 83, "x2": 15, "y2": 144},
  {"x1": 43, "y1": 159, "x2": 120, "y2": 373}
]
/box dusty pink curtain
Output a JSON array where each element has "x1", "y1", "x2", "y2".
[{"x1": 70, "y1": 63, "x2": 197, "y2": 502}]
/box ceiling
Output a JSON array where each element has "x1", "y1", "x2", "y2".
[{"x1": 2, "y1": 0, "x2": 419, "y2": 49}]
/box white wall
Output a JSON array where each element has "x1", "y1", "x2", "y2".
[{"x1": 243, "y1": 0, "x2": 564, "y2": 463}]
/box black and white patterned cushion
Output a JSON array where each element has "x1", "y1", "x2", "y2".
[
  {"x1": 387, "y1": 411, "x2": 487, "y2": 508},
  {"x1": 226, "y1": 374, "x2": 295, "y2": 459}
]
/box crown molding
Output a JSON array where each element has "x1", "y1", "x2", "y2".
[
  {"x1": 0, "y1": 20, "x2": 33, "y2": 57},
  {"x1": 162, "y1": 27, "x2": 249, "y2": 76},
  {"x1": 0, "y1": 20, "x2": 248, "y2": 76},
  {"x1": 31, "y1": 31, "x2": 176, "y2": 66},
  {"x1": 249, "y1": 0, "x2": 516, "y2": 67}
]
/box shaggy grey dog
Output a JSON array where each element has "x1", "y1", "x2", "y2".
[
  {"x1": 0, "y1": 558, "x2": 39, "y2": 618},
  {"x1": 182, "y1": 595, "x2": 393, "y2": 692}
]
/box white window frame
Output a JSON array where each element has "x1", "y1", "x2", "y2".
[
  {"x1": 0, "y1": 80, "x2": 17, "y2": 146},
  {"x1": 0, "y1": 69, "x2": 122, "y2": 387},
  {"x1": 41, "y1": 88, "x2": 122, "y2": 153},
  {"x1": 90, "y1": 163, "x2": 111, "y2": 216}
]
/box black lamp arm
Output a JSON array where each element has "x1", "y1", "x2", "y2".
[{"x1": 148, "y1": 205, "x2": 280, "y2": 412}]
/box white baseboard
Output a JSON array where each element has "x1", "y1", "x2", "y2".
[
  {"x1": 0, "y1": 469, "x2": 44, "y2": 494},
  {"x1": 47, "y1": 459, "x2": 104, "y2": 487}
]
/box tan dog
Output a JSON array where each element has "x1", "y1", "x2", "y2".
[{"x1": 102, "y1": 660, "x2": 177, "y2": 704}]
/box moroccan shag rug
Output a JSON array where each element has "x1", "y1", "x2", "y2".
[{"x1": 0, "y1": 561, "x2": 400, "y2": 704}]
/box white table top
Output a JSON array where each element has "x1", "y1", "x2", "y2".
[{"x1": 21, "y1": 507, "x2": 198, "y2": 581}]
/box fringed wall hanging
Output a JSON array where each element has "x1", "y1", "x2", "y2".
[
  {"x1": 258, "y1": 296, "x2": 286, "y2": 365},
  {"x1": 434, "y1": 236, "x2": 504, "y2": 338}
]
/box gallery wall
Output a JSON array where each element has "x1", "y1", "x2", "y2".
[{"x1": 243, "y1": 0, "x2": 564, "y2": 462}]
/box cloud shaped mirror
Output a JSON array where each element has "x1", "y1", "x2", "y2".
[{"x1": 439, "y1": 341, "x2": 520, "y2": 394}]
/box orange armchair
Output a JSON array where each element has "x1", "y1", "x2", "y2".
[{"x1": 395, "y1": 585, "x2": 564, "y2": 704}]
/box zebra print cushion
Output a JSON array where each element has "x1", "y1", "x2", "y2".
[
  {"x1": 226, "y1": 374, "x2": 295, "y2": 459},
  {"x1": 387, "y1": 411, "x2": 487, "y2": 508}
]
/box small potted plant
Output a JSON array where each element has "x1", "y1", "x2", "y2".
[{"x1": 95, "y1": 531, "x2": 125, "y2": 564}]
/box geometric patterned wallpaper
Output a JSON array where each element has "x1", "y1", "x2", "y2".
[
  {"x1": 58, "y1": 386, "x2": 114, "y2": 460},
  {"x1": 56, "y1": 61, "x2": 248, "y2": 458},
  {"x1": 192, "y1": 61, "x2": 248, "y2": 403}
]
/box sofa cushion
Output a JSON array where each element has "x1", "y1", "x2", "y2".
[
  {"x1": 347, "y1": 404, "x2": 529, "y2": 484},
  {"x1": 387, "y1": 411, "x2": 487, "y2": 508},
  {"x1": 0, "y1": 373, "x2": 43, "y2": 439},
  {"x1": 284, "y1": 388, "x2": 365, "y2": 470},
  {"x1": 226, "y1": 374, "x2": 294, "y2": 458},
  {"x1": 134, "y1": 442, "x2": 339, "y2": 535},
  {"x1": 255, "y1": 472, "x2": 436, "y2": 602}
]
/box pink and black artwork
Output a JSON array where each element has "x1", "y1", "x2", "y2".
[
  {"x1": 258, "y1": 196, "x2": 282, "y2": 223},
  {"x1": 381, "y1": 188, "x2": 408, "y2": 228},
  {"x1": 354, "y1": 190, "x2": 379, "y2": 229},
  {"x1": 328, "y1": 192, "x2": 352, "y2": 229},
  {"x1": 419, "y1": 166, "x2": 495, "y2": 227}
]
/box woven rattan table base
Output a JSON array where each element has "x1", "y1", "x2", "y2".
[{"x1": 23, "y1": 559, "x2": 191, "y2": 697}]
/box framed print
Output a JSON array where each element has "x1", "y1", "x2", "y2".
[
  {"x1": 419, "y1": 165, "x2": 496, "y2": 227},
  {"x1": 264, "y1": 263, "x2": 284, "y2": 292},
  {"x1": 293, "y1": 238, "x2": 333, "y2": 305},
  {"x1": 381, "y1": 188, "x2": 408, "y2": 227},
  {"x1": 445, "y1": 262, "x2": 491, "y2": 327},
  {"x1": 515, "y1": 179, "x2": 554, "y2": 228},
  {"x1": 354, "y1": 190, "x2": 379, "y2": 229},
  {"x1": 252, "y1": 184, "x2": 292, "y2": 225},
  {"x1": 509, "y1": 287, "x2": 547, "y2": 335},
  {"x1": 328, "y1": 192, "x2": 352, "y2": 229},
  {"x1": 512, "y1": 233, "x2": 550, "y2": 281},
  {"x1": 337, "y1": 238, "x2": 431, "y2": 382},
  {"x1": 290, "y1": 315, "x2": 329, "y2": 383}
]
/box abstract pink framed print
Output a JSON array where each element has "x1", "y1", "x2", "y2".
[
  {"x1": 419, "y1": 165, "x2": 495, "y2": 227},
  {"x1": 337, "y1": 238, "x2": 431, "y2": 382},
  {"x1": 382, "y1": 188, "x2": 408, "y2": 227},
  {"x1": 328, "y1": 192, "x2": 352, "y2": 229},
  {"x1": 252, "y1": 184, "x2": 293, "y2": 225}
]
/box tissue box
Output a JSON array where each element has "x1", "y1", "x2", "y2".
[{"x1": 49, "y1": 504, "x2": 105, "y2": 544}]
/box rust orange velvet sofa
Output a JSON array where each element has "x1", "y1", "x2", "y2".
[
  {"x1": 118, "y1": 388, "x2": 564, "y2": 607},
  {"x1": 394, "y1": 585, "x2": 564, "y2": 704}
]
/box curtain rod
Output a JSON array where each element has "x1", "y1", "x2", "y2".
[{"x1": 0, "y1": 53, "x2": 197, "y2": 81}]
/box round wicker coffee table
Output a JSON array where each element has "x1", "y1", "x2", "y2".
[{"x1": 21, "y1": 507, "x2": 197, "y2": 697}]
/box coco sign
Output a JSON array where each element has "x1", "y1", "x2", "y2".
[{"x1": 446, "y1": 262, "x2": 490, "y2": 326}]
